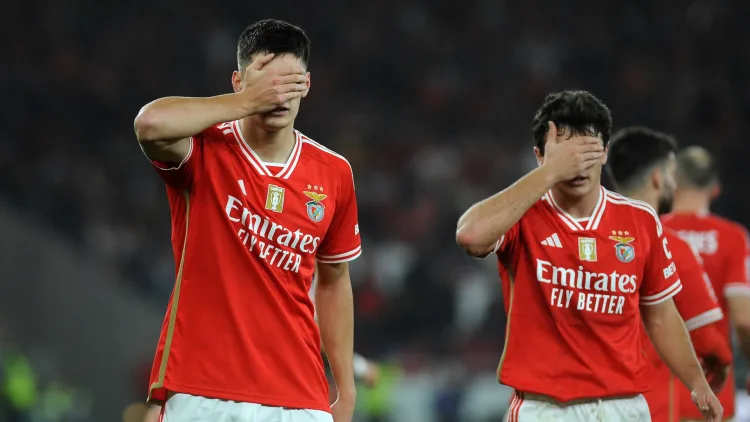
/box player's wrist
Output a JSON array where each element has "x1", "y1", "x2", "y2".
[{"x1": 535, "y1": 164, "x2": 561, "y2": 187}]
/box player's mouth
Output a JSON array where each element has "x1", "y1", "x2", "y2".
[
  {"x1": 268, "y1": 106, "x2": 290, "y2": 116},
  {"x1": 567, "y1": 176, "x2": 589, "y2": 186}
]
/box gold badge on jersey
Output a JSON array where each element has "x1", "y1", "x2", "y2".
[
  {"x1": 265, "y1": 184, "x2": 285, "y2": 213},
  {"x1": 609, "y1": 231, "x2": 636, "y2": 263},
  {"x1": 578, "y1": 237, "x2": 598, "y2": 262}
]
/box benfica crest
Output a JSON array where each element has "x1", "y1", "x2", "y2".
[
  {"x1": 303, "y1": 191, "x2": 327, "y2": 223},
  {"x1": 609, "y1": 231, "x2": 635, "y2": 263}
]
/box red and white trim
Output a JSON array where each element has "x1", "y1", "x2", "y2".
[
  {"x1": 724, "y1": 283, "x2": 750, "y2": 298},
  {"x1": 641, "y1": 279, "x2": 683, "y2": 306},
  {"x1": 684, "y1": 307, "x2": 724, "y2": 331},
  {"x1": 605, "y1": 190, "x2": 663, "y2": 237},
  {"x1": 493, "y1": 235, "x2": 506, "y2": 253},
  {"x1": 300, "y1": 134, "x2": 356, "y2": 185},
  {"x1": 507, "y1": 391, "x2": 525, "y2": 422},
  {"x1": 140, "y1": 136, "x2": 195, "y2": 171},
  {"x1": 317, "y1": 246, "x2": 362, "y2": 264},
  {"x1": 542, "y1": 186, "x2": 607, "y2": 231},
  {"x1": 230, "y1": 121, "x2": 303, "y2": 178}
]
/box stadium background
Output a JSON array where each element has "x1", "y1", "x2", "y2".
[{"x1": 2, "y1": 0, "x2": 750, "y2": 421}]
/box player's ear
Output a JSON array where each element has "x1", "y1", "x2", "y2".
[
  {"x1": 231, "y1": 70, "x2": 243, "y2": 93},
  {"x1": 710, "y1": 182, "x2": 722, "y2": 200},
  {"x1": 650, "y1": 167, "x2": 663, "y2": 191},
  {"x1": 533, "y1": 147, "x2": 544, "y2": 166},
  {"x1": 302, "y1": 72, "x2": 311, "y2": 98}
]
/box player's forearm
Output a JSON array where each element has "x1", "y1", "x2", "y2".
[
  {"x1": 316, "y1": 268, "x2": 356, "y2": 399},
  {"x1": 456, "y1": 166, "x2": 556, "y2": 256},
  {"x1": 642, "y1": 300, "x2": 709, "y2": 391},
  {"x1": 134, "y1": 94, "x2": 253, "y2": 143}
]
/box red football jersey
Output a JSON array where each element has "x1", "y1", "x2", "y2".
[
  {"x1": 642, "y1": 230, "x2": 723, "y2": 422},
  {"x1": 661, "y1": 212, "x2": 750, "y2": 419},
  {"x1": 144, "y1": 121, "x2": 362, "y2": 413},
  {"x1": 495, "y1": 187, "x2": 682, "y2": 401}
]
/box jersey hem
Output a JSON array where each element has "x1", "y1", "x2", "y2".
[
  {"x1": 724, "y1": 283, "x2": 750, "y2": 297},
  {"x1": 153, "y1": 382, "x2": 331, "y2": 414},
  {"x1": 684, "y1": 307, "x2": 723, "y2": 331}
]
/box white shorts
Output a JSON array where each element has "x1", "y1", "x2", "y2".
[
  {"x1": 162, "y1": 393, "x2": 333, "y2": 422},
  {"x1": 504, "y1": 391, "x2": 651, "y2": 422}
]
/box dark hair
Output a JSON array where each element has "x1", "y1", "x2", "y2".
[
  {"x1": 606, "y1": 126, "x2": 677, "y2": 191},
  {"x1": 236, "y1": 19, "x2": 311, "y2": 70},
  {"x1": 675, "y1": 146, "x2": 719, "y2": 188},
  {"x1": 532, "y1": 90, "x2": 612, "y2": 155}
]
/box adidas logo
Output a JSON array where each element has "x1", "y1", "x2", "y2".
[{"x1": 541, "y1": 233, "x2": 562, "y2": 248}]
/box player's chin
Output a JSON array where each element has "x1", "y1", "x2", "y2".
[{"x1": 559, "y1": 177, "x2": 594, "y2": 196}]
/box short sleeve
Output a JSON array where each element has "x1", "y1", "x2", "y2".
[
  {"x1": 640, "y1": 216, "x2": 683, "y2": 306},
  {"x1": 669, "y1": 235, "x2": 723, "y2": 331},
  {"x1": 723, "y1": 225, "x2": 750, "y2": 297},
  {"x1": 141, "y1": 134, "x2": 203, "y2": 190},
  {"x1": 494, "y1": 222, "x2": 521, "y2": 258},
  {"x1": 316, "y1": 165, "x2": 362, "y2": 264}
]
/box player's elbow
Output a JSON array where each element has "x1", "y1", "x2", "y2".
[
  {"x1": 455, "y1": 225, "x2": 493, "y2": 258},
  {"x1": 134, "y1": 106, "x2": 164, "y2": 143}
]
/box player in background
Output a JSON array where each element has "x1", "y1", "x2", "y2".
[
  {"x1": 134, "y1": 19, "x2": 360, "y2": 422},
  {"x1": 457, "y1": 90, "x2": 721, "y2": 421},
  {"x1": 605, "y1": 127, "x2": 732, "y2": 422},
  {"x1": 662, "y1": 146, "x2": 750, "y2": 422}
]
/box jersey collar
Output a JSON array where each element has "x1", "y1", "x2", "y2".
[
  {"x1": 543, "y1": 186, "x2": 607, "y2": 231},
  {"x1": 231, "y1": 120, "x2": 303, "y2": 179}
]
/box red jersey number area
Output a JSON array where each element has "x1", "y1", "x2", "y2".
[
  {"x1": 662, "y1": 212, "x2": 750, "y2": 420},
  {"x1": 145, "y1": 122, "x2": 361, "y2": 413},
  {"x1": 496, "y1": 188, "x2": 681, "y2": 402}
]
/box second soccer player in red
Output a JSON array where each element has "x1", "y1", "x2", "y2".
[
  {"x1": 605, "y1": 127, "x2": 732, "y2": 422},
  {"x1": 134, "y1": 20, "x2": 360, "y2": 422},
  {"x1": 456, "y1": 90, "x2": 722, "y2": 421}
]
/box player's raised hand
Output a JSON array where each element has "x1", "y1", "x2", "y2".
[
  {"x1": 541, "y1": 121, "x2": 605, "y2": 183},
  {"x1": 239, "y1": 53, "x2": 308, "y2": 114},
  {"x1": 691, "y1": 384, "x2": 723, "y2": 422}
]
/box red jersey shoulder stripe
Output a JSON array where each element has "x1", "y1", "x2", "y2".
[{"x1": 605, "y1": 191, "x2": 663, "y2": 237}]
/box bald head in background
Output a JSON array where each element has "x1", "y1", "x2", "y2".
[{"x1": 675, "y1": 146, "x2": 720, "y2": 190}]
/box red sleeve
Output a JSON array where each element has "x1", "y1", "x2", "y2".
[
  {"x1": 723, "y1": 225, "x2": 750, "y2": 297},
  {"x1": 689, "y1": 324, "x2": 733, "y2": 366},
  {"x1": 494, "y1": 222, "x2": 521, "y2": 258},
  {"x1": 141, "y1": 134, "x2": 204, "y2": 190},
  {"x1": 316, "y1": 164, "x2": 362, "y2": 264},
  {"x1": 640, "y1": 213, "x2": 683, "y2": 306},
  {"x1": 669, "y1": 233, "x2": 723, "y2": 330}
]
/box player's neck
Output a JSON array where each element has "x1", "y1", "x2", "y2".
[
  {"x1": 238, "y1": 120, "x2": 296, "y2": 164},
  {"x1": 620, "y1": 188, "x2": 657, "y2": 211},
  {"x1": 550, "y1": 185, "x2": 601, "y2": 220},
  {"x1": 671, "y1": 190, "x2": 711, "y2": 215}
]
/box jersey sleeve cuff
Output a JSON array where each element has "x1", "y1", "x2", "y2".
[
  {"x1": 684, "y1": 307, "x2": 724, "y2": 331},
  {"x1": 317, "y1": 245, "x2": 362, "y2": 264},
  {"x1": 640, "y1": 279, "x2": 683, "y2": 306},
  {"x1": 139, "y1": 137, "x2": 194, "y2": 171},
  {"x1": 724, "y1": 283, "x2": 750, "y2": 298},
  {"x1": 493, "y1": 235, "x2": 506, "y2": 254}
]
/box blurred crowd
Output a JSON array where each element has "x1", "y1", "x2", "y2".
[{"x1": 3, "y1": 0, "x2": 750, "y2": 417}]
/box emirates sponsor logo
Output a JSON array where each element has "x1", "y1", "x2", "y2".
[
  {"x1": 225, "y1": 195, "x2": 322, "y2": 273},
  {"x1": 536, "y1": 259, "x2": 637, "y2": 315}
]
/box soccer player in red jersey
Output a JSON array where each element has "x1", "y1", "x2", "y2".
[
  {"x1": 662, "y1": 146, "x2": 750, "y2": 422},
  {"x1": 134, "y1": 19, "x2": 360, "y2": 422},
  {"x1": 605, "y1": 127, "x2": 732, "y2": 422},
  {"x1": 456, "y1": 91, "x2": 721, "y2": 421}
]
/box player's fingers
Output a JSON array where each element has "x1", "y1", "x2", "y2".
[
  {"x1": 278, "y1": 91, "x2": 304, "y2": 103},
  {"x1": 580, "y1": 153, "x2": 605, "y2": 164},
  {"x1": 277, "y1": 74, "x2": 308, "y2": 84},
  {"x1": 250, "y1": 53, "x2": 275, "y2": 70},
  {"x1": 277, "y1": 83, "x2": 308, "y2": 94}
]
